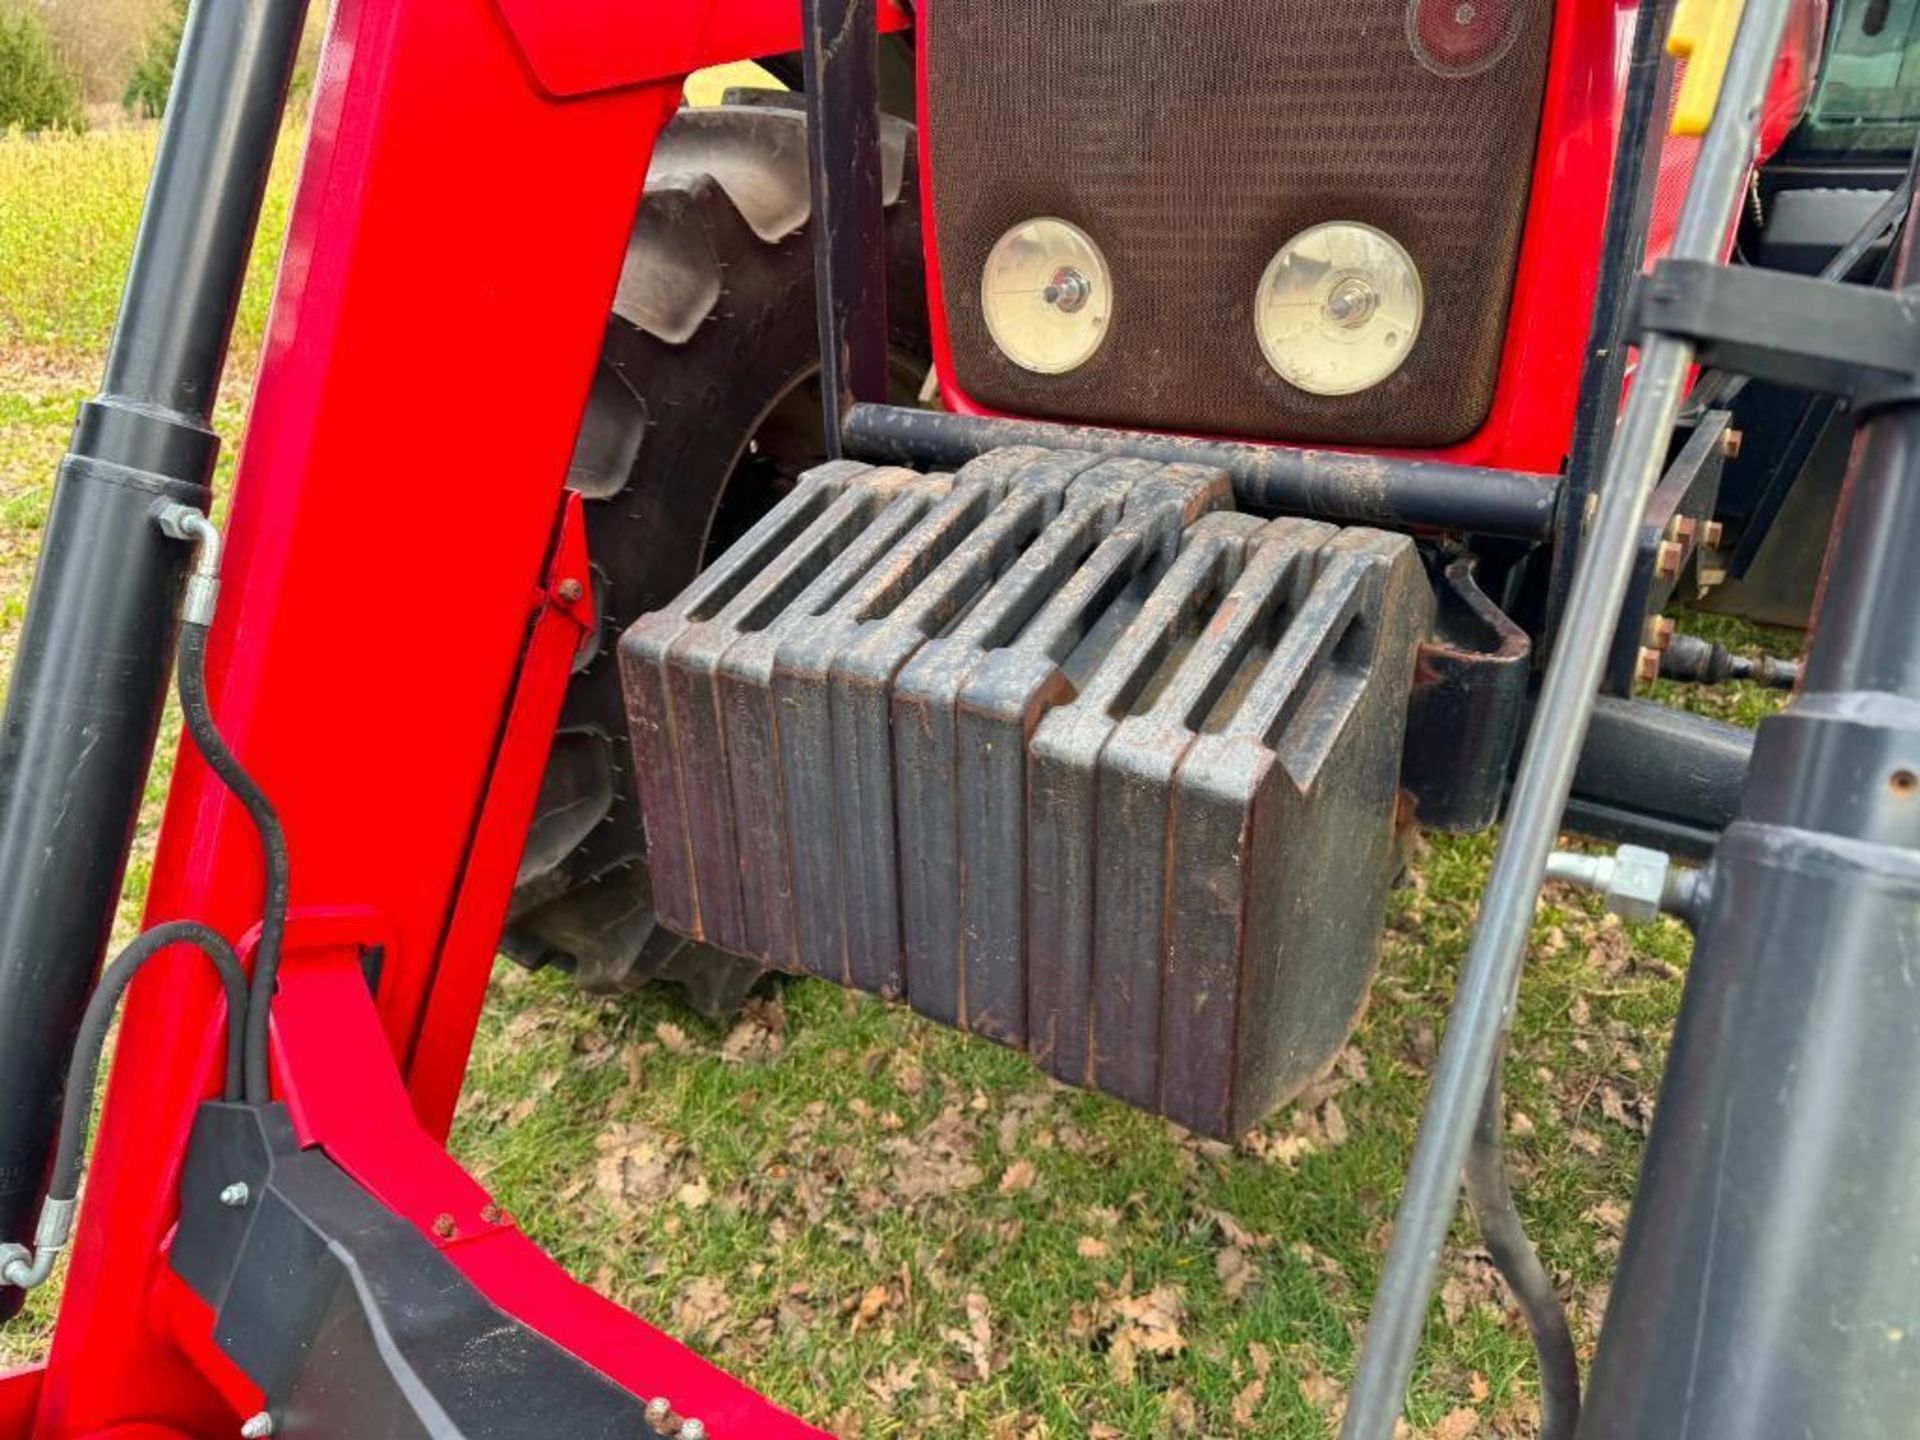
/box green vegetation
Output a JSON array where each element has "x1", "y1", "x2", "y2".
[
  {"x1": 0, "y1": 118, "x2": 1803, "y2": 1436},
  {"x1": 121, "y1": 0, "x2": 185, "y2": 118},
  {"x1": 0, "y1": 4, "x2": 83, "y2": 133}
]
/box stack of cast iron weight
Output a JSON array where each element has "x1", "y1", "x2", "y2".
[
  {"x1": 1024, "y1": 515, "x2": 1431, "y2": 1133},
  {"x1": 621, "y1": 448, "x2": 1431, "y2": 1138},
  {"x1": 625, "y1": 460, "x2": 953, "y2": 959},
  {"x1": 893, "y1": 458, "x2": 1233, "y2": 1042}
]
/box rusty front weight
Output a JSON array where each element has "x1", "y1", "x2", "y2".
[{"x1": 620, "y1": 447, "x2": 1431, "y2": 1137}]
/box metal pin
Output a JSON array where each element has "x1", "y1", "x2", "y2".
[
  {"x1": 219, "y1": 1182, "x2": 251, "y2": 1208},
  {"x1": 240, "y1": 1413, "x2": 274, "y2": 1438}
]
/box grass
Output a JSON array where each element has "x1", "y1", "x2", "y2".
[{"x1": 0, "y1": 103, "x2": 1807, "y2": 1437}]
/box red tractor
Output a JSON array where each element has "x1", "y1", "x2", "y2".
[{"x1": 2, "y1": 0, "x2": 1917, "y2": 1434}]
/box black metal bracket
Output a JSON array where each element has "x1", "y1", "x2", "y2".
[
  {"x1": 1550, "y1": 0, "x2": 1678, "y2": 644},
  {"x1": 801, "y1": 0, "x2": 890, "y2": 456},
  {"x1": 1402, "y1": 557, "x2": 1533, "y2": 833},
  {"x1": 1603, "y1": 409, "x2": 1732, "y2": 695},
  {"x1": 1633, "y1": 258, "x2": 1920, "y2": 411},
  {"x1": 170, "y1": 1103, "x2": 652, "y2": 1438}
]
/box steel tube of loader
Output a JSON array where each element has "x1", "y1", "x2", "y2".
[
  {"x1": 1579, "y1": 190, "x2": 1920, "y2": 1440},
  {"x1": 0, "y1": 0, "x2": 308, "y2": 1320},
  {"x1": 1338, "y1": 0, "x2": 1797, "y2": 1429}
]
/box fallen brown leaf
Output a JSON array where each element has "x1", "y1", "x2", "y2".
[
  {"x1": 998, "y1": 1158, "x2": 1037, "y2": 1194},
  {"x1": 852, "y1": 1283, "x2": 891, "y2": 1333},
  {"x1": 1232, "y1": 1377, "x2": 1266, "y2": 1424},
  {"x1": 1216, "y1": 1245, "x2": 1258, "y2": 1301},
  {"x1": 673, "y1": 1275, "x2": 731, "y2": 1340}
]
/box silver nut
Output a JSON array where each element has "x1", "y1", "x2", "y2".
[
  {"x1": 0, "y1": 1242, "x2": 33, "y2": 1289},
  {"x1": 219, "y1": 1182, "x2": 251, "y2": 1208},
  {"x1": 644, "y1": 1397, "x2": 676, "y2": 1434},
  {"x1": 1604, "y1": 844, "x2": 1670, "y2": 925},
  {"x1": 153, "y1": 501, "x2": 203, "y2": 541},
  {"x1": 240, "y1": 1413, "x2": 275, "y2": 1438},
  {"x1": 679, "y1": 1422, "x2": 708, "y2": 1440}
]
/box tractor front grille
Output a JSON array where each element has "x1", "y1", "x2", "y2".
[
  {"x1": 921, "y1": 0, "x2": 1556, "y2": 447},
  {"x1": 621, "y1": 451, "x2": 1432, "y2": 1137}
]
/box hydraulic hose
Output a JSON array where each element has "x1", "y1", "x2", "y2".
[
  {"x1": 177, "y1": 621, "x2": 288, "y2": 1105},
  {"x1": 50, "y1": 920, "x2": 248, "y2": 1198},
  {"x1": 2, "y1": 505, "x2": 289, "y2": 1294},
  {"x1": 1465, "y1": 1064, "x2": 1581, "y2": 1440}
]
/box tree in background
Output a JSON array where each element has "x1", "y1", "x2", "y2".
[
  {"x1": 121, "y1": 0, "x2": 185, "y2": 118},
  {"x1": 0, "y1": 2, "x2": 84, "y2": 131},
  {"x1": 39, "y1": 0, "x2": 170, "y2": 107},
  {"x1": 121, "y1": 0, "x2": 321, "y2": 119}
]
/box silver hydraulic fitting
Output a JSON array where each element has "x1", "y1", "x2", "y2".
[
  {"x1": 153, "y1": 500, "x2": 222, "y2": 628},
  {"x1": 1545, "y1": 843, "x2": 1707, "y2": 925},
  {"x1": 0, "y1": 1195, "x2": 75, "y2": 1292}
]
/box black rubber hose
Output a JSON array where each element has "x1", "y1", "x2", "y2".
[
  {"x1": 1465, "y1": 1063, "x2": 1581, "y2": 1440},
  {"x1": 47, "y1": 919, "x2": 246, "y2": 1205},
  {"x1": 176, "y1": 622, "x2": 288, "y2": 1104}
]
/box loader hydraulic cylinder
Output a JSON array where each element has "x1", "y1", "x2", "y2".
[
  {"x1": 0, "y1": 0, "x2": 309, "y2": 1320},
  {"x1": 1578, "y1": 199, "x2": 1920, "y2": 1438}
]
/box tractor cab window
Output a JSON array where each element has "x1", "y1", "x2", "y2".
[{"x1": 1791, "y1": 0, "x2": 1920, "y2": 157}]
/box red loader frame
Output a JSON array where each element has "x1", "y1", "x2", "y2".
[{"x1": 3, "y1": 1, "x2": 918, "y2": 1433}]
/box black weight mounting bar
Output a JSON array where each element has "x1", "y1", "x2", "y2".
[{"x1": 841, "y1": 403, "x2": 1563, "y2": 540}]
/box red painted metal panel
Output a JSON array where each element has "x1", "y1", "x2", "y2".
[
  {"x1": 918, "y1": 0, "x2": 1627, "y2": 480},
  {"x1": 489, "y1": 0, "x2": 910, "y2": 96},
  {"x1": 28, "y1": 0, "x2": 707, "y2": 1430},
  {"x1": 0, "y1": 1370, "x2": 41, "y2": 1435},
  {"x1": 406, "y1": 494, "x2": 595, "y2": 1139}
]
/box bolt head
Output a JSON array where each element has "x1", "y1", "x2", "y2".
[
  {"x1": 680, "y1": 1421, "x2": 708, "y2": 1440},
  {"x1": 1647, "y1": 615, "x2": 1676, "y2": 651},
  {"x1": 1701, "y1": 519, "x2": 1725, "y2": 549},
  {"x1": 1654, "y1": 540, "x2": 1684, "y2": 580},
  {"x1": 218, "y1": 1182, "x2": 251, "y2": 1208},
  {"x1": 431, "y1": 1213, "x2": 457, "y2": 1240},
  {"x1": 645, "y1": 1397, "x2": 677, "y2": 1434},
  {"x1": 1718, "y1": 427, "x2": 1743, "y2": 459},
  {"x1": 557, "y1": 577, "x2": 585, "y2": 604},
  {"x1": 1636, "y1": 646, "x2": 1663, "y2": 684},
  {"x1": 479, "y1": 1202, "x2": 503, "y2": 1225},
  {"x1": 240, "y1": 1413, "x2": 275, "y2": 1439}
]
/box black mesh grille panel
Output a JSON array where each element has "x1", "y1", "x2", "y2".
[{"x1": 923, "y1": 0, "x2": 1555, "y2": 446}]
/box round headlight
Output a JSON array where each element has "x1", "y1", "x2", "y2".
[
  {"x1": 981, "y1": 218, "x2": 1113, "y2": 374},
  {"x1": 1254, "y1": 222, "x2": 1423, "y2": 396}
]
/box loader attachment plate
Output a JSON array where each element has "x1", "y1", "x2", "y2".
[{"x1": 620, "y1": 448, "x2": 1432, "y2": 1137}]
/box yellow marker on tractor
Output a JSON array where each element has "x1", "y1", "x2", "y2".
[{"x1": 1668, "y1": 0, "x2": 1752, "y2": 135}]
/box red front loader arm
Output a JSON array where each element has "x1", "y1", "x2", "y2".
[{"x1": 0, "y1": 1, "x2": 895, "y2": 1434}]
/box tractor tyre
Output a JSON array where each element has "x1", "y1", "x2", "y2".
[{"x1": 502, "y1": 100, "x2": 931, "y2": 1018}]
